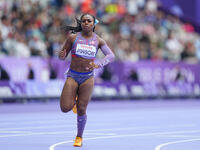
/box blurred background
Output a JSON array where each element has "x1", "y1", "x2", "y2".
[{"x1": 0, "y1": 0, "x2": 200, "y2": 102}]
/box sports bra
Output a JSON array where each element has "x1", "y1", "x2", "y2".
[{"x1": 71, "y1": 32, "x2": 99, "y2": 60}]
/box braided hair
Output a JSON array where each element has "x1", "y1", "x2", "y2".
[{"x1": 62, "y1": 14, "x2": 97, "y2": 34}]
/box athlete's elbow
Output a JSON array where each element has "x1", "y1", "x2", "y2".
[{"x1": 110, "y1": 53, "x2": 115, "y2": 62}]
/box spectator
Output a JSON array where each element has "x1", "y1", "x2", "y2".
[
  {"x1": 128, "y1": 68, "x2": 139, "y2": 82},
  {"x1": 195, "y1": 35, "x2": 200, "y2": 61},
  {"x1": 0, "y1": 15, "x2": 12, "y2": 39},
  {"x1": 0, "y1": 30, "x2": 8, "y2": 56},
  {"x1": 14, "y1": 33, "x2": 31, "y2": 57},
  {"x1": 0, "y1": 0, "x2": 199, "y2": 63},
  {"x1": 165, "y1": 32, "x2": 183, "y2": 61},
  {"x1": 27, "y1": 63, "x2": 34, "y2": 80},
  {"x1": 100, "y1": 65, "x2": 112, "y2": 81},
  {"x1": 0, "y1": 64, "x2": 9, "y2": 80},
  {"x1": 181, "y1": 42, "x2": 198, "y2": 63},
  {"x1": 49, "y1": 63, "x2": 57, "y2": 79},
  {"x1": 173, "y1": 66, "x2": 186, "y2": 83}
]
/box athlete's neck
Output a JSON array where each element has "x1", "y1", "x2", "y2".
[{"x1": 81, "y1": 31, "x2": 93, "y2": 39}]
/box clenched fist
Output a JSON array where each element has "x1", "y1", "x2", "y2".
[{"x1": 59, "y1": 49, "x2": 67, "y2": 60}]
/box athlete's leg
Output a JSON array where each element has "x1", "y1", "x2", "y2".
[
  {"x1": 77, "y1": 77, "x2": 94, "y2": 116},
  {"x1": 60, "y1": 77, "x2": 79, "y2": 113},
  {"x1": 75, "y1": 77, "x2": 94, "y2": 139}
]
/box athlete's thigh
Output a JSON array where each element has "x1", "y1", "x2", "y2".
[
  {"x1": 60, "y1": 77, "x2": 78, "y2": 110},
  {"x1": 77, "y1": 77, "x2": 94, "y2": 110}
]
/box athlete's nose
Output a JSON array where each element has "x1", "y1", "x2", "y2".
[{"x1": 84, "y1": 21, "x2": 89, "y2": 25}]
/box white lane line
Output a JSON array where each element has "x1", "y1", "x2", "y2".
[
  {"x1": 0, "y1": 131, "x2": 32, "y2": 133},
  {"x1": 0, "y1": 117, "x2": 74, "y2": 123},
  {"x1": 155, "y1": 138, "x2": 200, "y2": 150},
  {"x1": 0, "y1": 131, "x2": 75, "y2": 138},
  {"x1": 0, "y1": 131, "x2": 115, "y2": 138},
  {"x1": 0, "y1": 126, "x2": 148, "y2": 138},
  {"x1": 156, "y1": 135, "x2": 200, "y2": 138},
  {"x1": 0, "y1": 125, "x2": 158, "y2": 132},
  {"x1": 0, "y1": 120, "x2": 70, "y2": 126},
  {"x1": 0, "y1": 125, "x2": 74, "y2": 130},
  {"x1": 0, "y1": 123, "x2": 195, "y2": 131},
  {"x1": 49, "y1": 130, "x2": 200, "y2": 150},
  {"x1": 167, "y1": 124, "x2": 196, "y2": 128},
  {"x1": 0, "y1": 126, "x2": 177, "y2": 138},
  {"x1": 84, "y1": 133, "x2": 116, "y2": 136},
  {"x1": 1, "y1": 125, "x2": 200, "y2": 138},
  {"x1": 0, "y1": 121, "x2": 120, "y2": 127}
]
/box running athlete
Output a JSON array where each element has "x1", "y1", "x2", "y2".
[{"x1": 58, "y1": 14, "x2": 115, "y2": 147}]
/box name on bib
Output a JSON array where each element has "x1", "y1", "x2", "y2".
[{"x1": 76, "y1": 44, "x2": 96, "y2": 57}]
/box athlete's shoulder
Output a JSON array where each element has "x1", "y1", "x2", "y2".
[
  {"x1": 96, "y1": 34, "x2": 106, "y2": 46},
  {"x1": 68, "y1": 33, "x2": 77, "y2": 42}
]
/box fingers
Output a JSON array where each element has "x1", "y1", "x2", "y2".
[
  {"x1": 85, "y1": 64, "x2": 92, "y2": 71},
  {"x1": 85, "y1": 67, "x2": 90, "y2": 71},
  {"x1": 90, "y1": 62, "x2": 99, "y2": 69},
  {"x1": 85, "y1": 62, "x2": 99, "y2": 71},
  {"x1": 59, "y1": 49, "x2": 67, "y2": 59}
]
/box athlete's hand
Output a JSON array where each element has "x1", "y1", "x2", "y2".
[
  {"x1": 59, "y1": 49, "x2": 67, "y2": 60},
  {"x1": 86, "y1": 62, "x2": 99, "y2": 71}
]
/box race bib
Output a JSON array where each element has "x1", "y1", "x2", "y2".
[{"x1": 76, "y1": 44, "x2": 96, "y2": 57}]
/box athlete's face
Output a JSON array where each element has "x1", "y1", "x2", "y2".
[{"x1": 81, "y1": 15, "x2": 94, "y2": 32}]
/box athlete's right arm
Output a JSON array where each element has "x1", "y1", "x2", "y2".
[{"x1": 59, "y1": 34, "x2": 76, "y2": 60}]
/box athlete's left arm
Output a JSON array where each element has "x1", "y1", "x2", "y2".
[
  {"x1": 86, "y1": 37, "x2": 115, "y2": 71},
  {"x1": 97, "y1": 37, "x2": 115, "y2": 68}
]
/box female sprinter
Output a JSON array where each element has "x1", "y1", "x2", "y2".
[{"x1": 58, "y1": 14, "x2": 115, "y2": 147}]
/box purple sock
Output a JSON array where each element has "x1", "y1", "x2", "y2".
[{"x1": 77, "y1": 114, "x2": 87, "y2": 137}]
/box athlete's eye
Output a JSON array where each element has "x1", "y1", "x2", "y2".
[{"x1": 82, "y1": 19, "x2": 92, "y2": 23}]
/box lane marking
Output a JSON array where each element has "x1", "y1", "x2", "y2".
[
  {"x1": 0, "y1": 131, "x2": 75, "y2": 138},
  {"x1": 0, "y1": 120, "x2": 71, "y2": 126},
  {"x1": 0, "y1": 131, "x2": 32, "y2": 133},
  {"x1": 0, "y1": 131, "x2": 115, "y2": 138},
  {"x1": 155, "y1": 138, "x2": 200, "y2": 150},
  {"x1": 1, "y1": 125, "x2": 200, "y2": 138},
  {"x1": 0, "y1": 125, "x2": 74, "y2": 130},
  {"x1": 0, "y1": 126, "x2": 145, "y2": 138},
  {"x1": 84, "y1": 133, "x2": 116, "y2": 136},
  {"x1": 0, "y1": 123, "x2": 195, "y2": 131},
  {"x1": 0, "y1": 126, "x2": 146, "y2": 138},
  {"x1": 49, "y1": 130, "x2": 200, "y2": 150},
  {"x1": 0, "y1": 125, "x2": 161, "y2": 132},
  {"x1": 0, "y1": 121, "x2": 120, "y2": 127},
  {"x1": 156, "y1": 135, "x2": 200, "y2": 138}
]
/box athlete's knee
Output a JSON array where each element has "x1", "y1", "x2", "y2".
[
  {"x1": 60, "y1": 102, "x2": 73, "y2": 113},
  {"x1": 60, "y1": 106, "x2": 71, "y2": 113},
  {"x1": 60, "y1": 97, "x2": 74, "y2": 113},
  {"x1": 77, "y1": 104, "x2": 87, "y2": 116},
  {"x1": 60, "y1": 105, "x2": 73, "y2": 113}
]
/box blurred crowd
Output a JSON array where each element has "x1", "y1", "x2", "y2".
[{"x1": 0, "y1": 0, "x2": 200, "y2": 63}]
